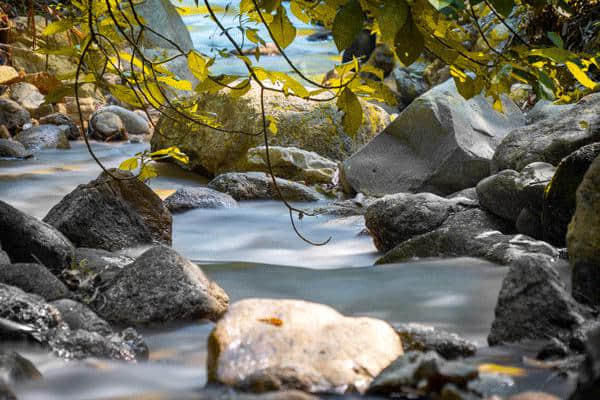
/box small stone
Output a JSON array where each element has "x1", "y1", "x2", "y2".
[
  {"x1": 208, "y1": 172, "x2": 322, "y2": 202},
  {"x1": 14, "y1": 124, "x2": 70, "y2": 151},
  {"x1": 0, "y1": 139, "x2": 33, "y2": 159},
  {"x1": 39, "y1": 113, "x2": 81, "y2": 140},
  {"x1": 0, "y1": 350, "x2": 41, "y2": 383},
  {"x1": 164, "y1": 187, "x2": 238, "y2": 212}
]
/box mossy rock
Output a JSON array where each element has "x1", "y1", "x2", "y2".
[{"x1": 151, "y1": 85, "x2": 390, "y2": 177}]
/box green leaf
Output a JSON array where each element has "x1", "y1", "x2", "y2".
[
  {"x1": 394, "y1": 13, "x2": 424, "y2": 66},
  {"x1": 266, "y1": 115, "x2": 278, "y2": 134},
  {"x1": 290, "y1": 1, "x2": 311, "y2": 24},
  {"x1": 268, "y1": 6, "x2": 296, "y2": 49},
  {"x1": 546, "y1": 32, "x2": 564, "y2": 49},
  {"x1": 332, "y1": 0, "x2": 365, "y2": 52},
  {"x1": 337, "y1": 88, "x2": 362, "y2": 137},
  {"x1": 489, "y1": 0, "x2": 514, "y2": 17},
  {"x1": 566, "y1": 61, "x2": 598, "y2": 90},
  {"x1": 377, "y1": 0, "x2": 408, "y2": 48},
  {"x1": 109, "y1": 84, "x2": 143, "y2": 108},
  {"x1": 119, "y1": 157, "x2": 139, "y2": 171},
  {"x1": 42, "y1": 18, "x2": 75, "y2": 36},
  {"x1": 188, "y1": 51, "x2": 209, "y2": 81},
  {"x1": 138, "y1": 164, "x2": 158, "y2": 182},
  {"x1": 246, "y1": 28, "x2": 265, "y2": 45}
]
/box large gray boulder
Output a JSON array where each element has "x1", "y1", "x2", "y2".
[
  {"x1": 164, "y1": 187, "x2": 238, "y2": 212},
  {"x1": 0, "y1": 283, "x2": 147, "y2": 361},
  {"x1": 375, "y1": 208, "x2": 558, "y2": 265},
  {"x1": 488, "y1": 255, "x2": 594, "y2": 351},
  {"x1": 88, "y1": 111, "x2": 126, "y2": 141},
  {"x1": 394, "y1": 323, "x2": 476, "y2": 360},
  {"x1": 0, "y1": 263, "x2": 70, "y2": 301},
  {"x1": 208, "y1": 172, "x2": 323, "y2": 202},
  {"x1": 95, "y1": 246, "x2": 229, "y2": 325},
  {"x1": 44, "y1": 169, "x2": 172, "y2": 251},
  {"x1": 14, "y1": 125, "x2": 70, "y2": 151},
  {"x1": 342, "y1": 79, "x2": 525, "y2": 196},
  {"x1": 543, "y1": 143, "x2": 600, "y2": 247},
  {"x1": 207, "y1": 298, "x2": 402, "y2": 394},
  {"x1": 567, "y1": 155, "x2": 600, "y2": 308},
  {"x1": 135, "y1": 0, "x2": 194, "y2": 51},
  {"x1": 364, "y1": 193, "x2": 476, "y2": 252},
  {"x1": 0, "y1": 98, "x2": 30, "y2": 134},
  {"x1": 0, "y1": 200, "x2": 74, "y2": 276},
  {"x1": 493, "y1": 93, "x2": 600, "y2": 172}
]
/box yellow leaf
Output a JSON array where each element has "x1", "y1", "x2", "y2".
[
  {"x1": 478, "y1": 364, "x2": 526, "y2": 377},
  {"x1": 119, "y1": 157, "x2": 139, "y2": 171},
  {"x1": 42, "y1": 18, "x2": 75, "y2": 36},
  {"x1": 258, "y1": 317, "x2": 283, "y2": 326},
  {"x1": 566, "y1": 61, "x2": 598, "y2": 90},
  {"x1": 157, "y1": 76, "x2": 193, "y2": 91},
  {"x1": 138, "y1": 164, "x2": 158, "y2": 182},
  {"x1": 188, "y1": 51, "x2": 209, "y2": 81},
  {"x1": 266, "y1": 115, "x2": 278, "y2": 134},
  {"x1": 337, "y1": 87, "x2": 363, "y2": 137},
  {"x1": 268, "y1": 6, "x2": 296, "y2": 49}
]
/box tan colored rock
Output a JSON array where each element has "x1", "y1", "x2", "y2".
[
  {"x1": 0, "y1": 66, "x2": 19, "y2": 84},
  {"x1": 208, "y1": 298, "x2": 403, "y2": 394},
  {"x1": 151, "y1": 84, "x2": 390, "y2": 177},
  {"x1": 64, "y1": 97, "x2": 98, "y2": 129},
  {"x1": 239, "y1": 146, "x2": 338, "y2": 184}
]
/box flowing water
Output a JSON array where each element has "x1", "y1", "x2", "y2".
[
  {"x1": 0, "y1": 2, "x2": 578, "y2": 398},
  {"x1": 0, "y1": 143, "x2": 576, "y2": 399}
]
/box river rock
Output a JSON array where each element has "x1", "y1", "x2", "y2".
[
  {"x1": 342, "y1": 79, "x2": 525, "y2": 196},
  {"x1": 8, "y1": 16, "x2": 77, "y2": 77},
  {"x1": 365, "y1": 193, "x2": 477, "y2": 252},
  {"x1": 207, "y1": 298, "x2": 402, "y2": 394},
  {"x1": 0, "y1": 66, "x2": 18, "y2": 85},
  {"x1": 392, "y1": 65, "x2": 429, "y2": 105},
  {"x1": 488, "y1": 255, "x2": 593, "y2": 349},
  {"x1": 151, "y1": 85, "x2": 389, "y2": 176},
  {"x1": 510, "y1": 393, "x2": 560, "y2": 400},
  {"x1": 0, "y1": 243, "x2": 8, "y2": 265},
  {"x1": 95, "y1": 245, "x2": 228, "y2": 325},
  {"x1": 366, "y1": 351, "x2": 480, "y2": 398},
  {"x1": 0, "y1": 200, "x2": 74, "y2": 276},
  {"x1": 394, "y1": 323, "x2": 477, "y2": 360},
  {"x1": 375, "y1": 208, "x2": 559, "y2": 265},
  {"x1": 14, "y1": 125, "x2": 70, "y2": 151},
  {"x1": 208, "y1": 172, "x2": 322, "y2": 201},
  {"x1": 0, "y1": 283, "x2": 147, "y2": 361},
  {"x1": 39, "y1": 113, "x2": 81, "y2": 140},
  {"x1": 88, "y1": 111, "x2": 126, "y2": 141},
  {"x1": 8, "y1": 82, "x2": 45, "y2": 114},
  {"x1": 134, "y1": 0, "x2": 194, "y2": 51},
  {"x1": 0, "y1": 98, "x2": 30, "y2": 135},
  {"x1": 68, "y1": 247, "x2": 134, "y2": 287},
  {"x1": 0, "y1": 351, "x2": 41, "y2": 384},
  {"x1": 543, "y1": 143, "x2": 600, "y2": 247},
  {"x1": 50, "y1": 299, "x2": 111, "y2": 334},
  {"x1": 476, "y1": 162, "x2": 555, "y2": 224},
  {"x1": 92, "y1": 106, "x2": 150, "y2": 135},
  {"x1": 164, "y1": 187, "x2": 237, "y2": 212},
  {"x1": 0, "y1": 139, "x2": 32, "y2": 159},
  {"x1": 567, "y1": 154, "x2": 600, "y2": 308},
  {"x1": 313, "y1": 195, "x2": 375, "y2": 217},
  {"x1": 44, "y1": 169, "x2": 172, "y2": 251},
  {"x1": 239, "y1": 146, "x2": 338, "y2": 185},
  {"x1": 570, "y1": 326, "x2": 600, "y2": 400},
  {"x1": 0, "y1": 263, "x2": 70, "y2": 301},
  {"x1": 493, "y1": 93, "x2": 600, "y2": 172},
  {"x1": 526, "y1": 100, "x2": 576, "y2": 124}
]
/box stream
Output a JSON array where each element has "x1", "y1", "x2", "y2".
[{"x1": 0, "y1": 142, "x2": 576, "y2": 399}]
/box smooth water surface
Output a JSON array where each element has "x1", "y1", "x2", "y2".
[{"x1": 0, "y1": 144, "x2": 574, "y2": 399}]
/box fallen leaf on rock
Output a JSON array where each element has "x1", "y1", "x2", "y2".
[
  {"x1": 478, "y1": 363, "x2": 526, "y2": 377},
  {"x1": 258, "y1": 317, "x2": 283, "y2": 326}
]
